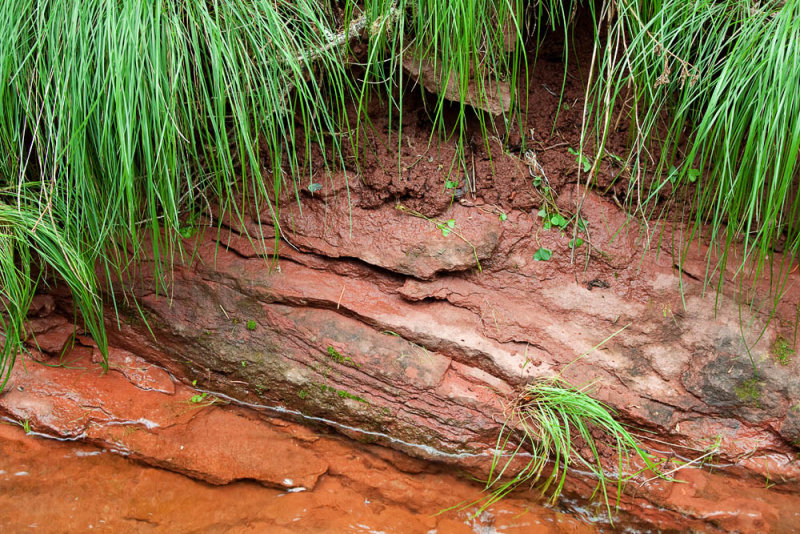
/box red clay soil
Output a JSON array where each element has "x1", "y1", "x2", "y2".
[{"x1": 4, "y1": 21, "x2": 800, "y2": 533}]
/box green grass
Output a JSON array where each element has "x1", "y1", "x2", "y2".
[
  {"x1": 584, "y1": 0, "x2": 800, "y2": 303},
  {"x1": 0, "y1": 1, "x2": 798, "y2": 405},
  {"x1": 3, "y1": 2, "x2": 794, "y2": 514},
  {"x1": 473, "y1": 377, "x2": 665, "y2": 521},
  {"x1": 0, "y1": 0, "x2": 529, "y2": 387}
]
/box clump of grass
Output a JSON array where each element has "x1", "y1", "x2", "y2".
[
  {"x1": 475, "y1": 377, "x2": 664, "y2": 520},
  {"x1": 585, "y1": 0, "x2": 800, "y2": 301},
  {"x1": 0, "y1": 0, "x2": 529, "y2": 391}
]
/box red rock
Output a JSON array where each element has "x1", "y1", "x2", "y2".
[{"x1": 9, "y1": 184, "x2": 800, "y2": 531}]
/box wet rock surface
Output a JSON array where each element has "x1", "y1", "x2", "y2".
[
  {"x1": 0, "y1": 346, "x2": 597, "y2": 533},
  {"x1": 52, "y1": 180, "x2": 796, "y2": 531},
  {"x1": 6, "y1": 184, "x2": 800, "y2": 532},
  {"x1": 4, "y1": 37, "x2": 800, "y2": 531}
]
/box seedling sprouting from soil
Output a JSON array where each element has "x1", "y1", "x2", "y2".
[
  {"x1": 395, "y1": 204, "x2": 482, "y2": 271},
  {"x1": 533, "y1": 247, "x2": 552, "y2": 261}
]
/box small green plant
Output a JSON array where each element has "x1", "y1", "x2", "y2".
[
  {"x1": 246, "y1": 320, "x2": 257, "y2": 331},
  {"x1": 177, "y1": 213, "x2": 200, "y2": 239},
  {"x1": 567, "y1": 147, "x2": 592, "y2": 173},
  {"x1": 533, "y1": 248, "x2": 552, "y2": 261},
  {"x1": 314, "y1": 382, "x2": 369, "y2": 404},
  {"x1": 298, "y1": 389, "x2": 309, "y2": 400},
  {"x1": 336, "y1": 389, "x2": 369, "y2": 404},
  {"x1": 20, "y1": 419, "x2": 31, "y2": 434},
  {"x1": 326, "y1": 346, "x2": 361, "y2": 368},
  {"x1": 241, "y1": 361, "x2": 248, "y2": 368},
  {"x1": 471, "y1": 377, "x2": 665, "y2": 521},
  {"x1": 772, "y1": 337, "x2": 794, "y2": 366},
  {"x1": 189, "y1": 392, "x2": 208, "y2": 404},
  {"x1": 396, "y1": 204, "x2": 481, "y2": 271},
  {"x1": 735, "y1": 378, "x2": 762, "y2": 406},
  {"x1": 437, "y1": 219, "x2": 456, "y2": 237},
  {"x1": 549, "y1": 213, "x2": 567, "y2": 229},
  {"x1": 537, "y1": 209, "x2": 569, "y2": 231},
  {"x1": 666, "y1": 166, "x2": 700, "y2": 185}
]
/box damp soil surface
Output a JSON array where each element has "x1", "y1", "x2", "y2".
[
  {"x1": 0, "y1": 347, "x2": 596, "y2": 534},
  {"x1": 4, "y1": 17, "x2": 800, "y2": 534}
]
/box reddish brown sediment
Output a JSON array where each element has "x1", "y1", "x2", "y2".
[
  {"x1": 3, "y1": 25, "x2": 800, "y2": 533},
  {"x1": 0, "y1": 348, "x2": 596, "y2": 533},
  {"x1": 93, "y1": 183, "x2": 800, "y2": 531}
]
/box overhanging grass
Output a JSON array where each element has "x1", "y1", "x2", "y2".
[
  {"x1": 585, "y1": 0, "x2": 800, "y2": 304},
  {"x1": 0, "y1": 0, "x2": 527, "y2": 383}
]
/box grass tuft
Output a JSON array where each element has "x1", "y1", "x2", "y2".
[
  {"x1": 585, "y1": 0, "x2": 800, "y2": 302},
  {"x1": 473, "y1": 377, "x2": 664, "y2": 521},
  {"x1": 0, "y1": 0, "x2": 527, "y2": 387}
]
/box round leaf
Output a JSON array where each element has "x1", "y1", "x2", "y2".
[{"x1": 533, "y1": 248, "x2": 553, "y2": 261}]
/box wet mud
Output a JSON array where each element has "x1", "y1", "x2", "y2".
[{"x1": 0, "y1": 347, "x2": 596, "y2": 533}]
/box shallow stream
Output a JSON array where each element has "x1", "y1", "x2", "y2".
[{"x1": 0, "y1": 422, "x2": 597, "y2": 533}]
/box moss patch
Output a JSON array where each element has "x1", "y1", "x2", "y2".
[
  {"x1": 326, "y1": 346, "x2": 361, "y2": 368},
  {"x1": 735, "y1": 378, "x2": 762, "y2": 407},
  {"x1": 772, "y1": 336, "x2": 794, "y2": 366},
  {"x1": 314, "y1": 382, "x2": 369, "y2": 404}
]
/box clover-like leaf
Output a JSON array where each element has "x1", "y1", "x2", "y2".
[
  {"x1": 550, "y1": 213, "x2": 567, "y2": 228},
  {"x1": 178, "y1": 226, "x2": 195, "y2": 239},
  {"x1": 533, "y1": 247, "x2": 553, "y2": 261}
]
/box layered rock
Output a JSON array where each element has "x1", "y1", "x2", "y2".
[{"x1": 75, "y1": 174, "x2": 800, "y2": 530}]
